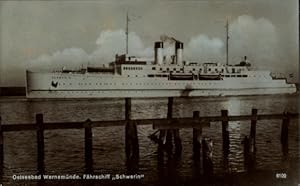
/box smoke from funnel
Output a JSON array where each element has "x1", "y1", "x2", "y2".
[{"x1": 160, "y1": 34, "x2": 178, "y2": 43}]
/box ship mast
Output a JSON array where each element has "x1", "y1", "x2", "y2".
[
  {"x1": 226, "y1": 19, "x2": 229, "y2": 65},
  {"x1": 126, "y1": 12, "x2": 129, "y2": 55}
]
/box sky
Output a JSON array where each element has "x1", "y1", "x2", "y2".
[{"x1": 0, "y1": 0, "x2": 298, "y2": 86}]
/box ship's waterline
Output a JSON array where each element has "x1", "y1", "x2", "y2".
[{"x1": 27, "y1": 88, "x2": 296, "y2": 98}]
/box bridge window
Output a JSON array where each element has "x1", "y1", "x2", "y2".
[{"x1": 152, "y1": 67, "x2": 156, "y2": 70}]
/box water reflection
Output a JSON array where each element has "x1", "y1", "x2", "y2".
[
  {"x1": 221, "y1": 97, "x2": 243, "y2": 115},
  {"x1": 243, "y1": 136, "x2": 256, "y2": 173}
]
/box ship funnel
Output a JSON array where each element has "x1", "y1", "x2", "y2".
[
  {"x1": 175, "y1": 41, "x2": 183, "y2": 65},
  {"x1": 154, "y1": 41, "x2": 164, "y2": 65}
]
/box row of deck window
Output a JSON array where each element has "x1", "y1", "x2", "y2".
[
  {"x1": 124, "y1": 67, "x2": 143, "y2": 70},
  {"x1": 57, "y1": 82, "x2": 228, "y2": 86},
  {"x1": 53, "y1": 76, "x2": 71, "y2": 79},
  {"x1": 151, "y1": 67, "x2": 245, "y2": 73}
]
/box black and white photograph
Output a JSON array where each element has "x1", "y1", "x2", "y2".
[{"x1": 0, "y1": 0, "x2": 299, "y2": 185}]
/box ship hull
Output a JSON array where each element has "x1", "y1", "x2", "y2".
[{"x1": 26, "y1": 71, "x2": 297, "y2": 98}]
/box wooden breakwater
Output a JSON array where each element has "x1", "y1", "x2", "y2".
[{"x1": 0, "y1": 97, "x2": 299, "y2": 176}]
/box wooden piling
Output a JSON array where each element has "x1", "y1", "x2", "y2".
[
  {"x1": 131, "y1": 121, "x2": 139, "y2": 159},
  {"x1": 84, "y1": 119, "x2": 93, "y2": 173},
  {"x1": 159, "y1": 97, "x2": 174, "y2": 147},
  {"x1": 125, "y1": 98, "x2": 131, "y2": 121},
  {"x1": 165, "y1": 130, "x2": 173, "y2": 154},
  {"x1": 202, "y1": 138, "x2": 213, "y2": 176},
  {"x1": 243, "y1": 136, "x2": 256, "y2": 172},
  {"x1": 165, "y1": 97, "x2": 174, "y2": 151},
  {"x1": 125, "y1": 122, "x2": 139, "y2": 160},
  {"x1": 281, "y1": 112, "x2": 289, "y2": 145},
  {"x1": 125, "y1": 98, "x2": 131, "y2": 158},
  {"x1": 125, "y1": 98, "x2": 139, "y2": 160},
  {"x1": 174, "y1": 129, "x2": 182, "y2": 156},
  {"x1": 250, "y1": 109, "x2": 257, "y2": 145},
  {"x1": 167, "y1": 97, "x2": 173, "y2": 119},
  {"x1": 243, "y1": 136, "x2": 250, "y2": 156},
  {"x1": 221, "y1": 110, "x2": 229, "y2": 155},
  {"x1": 158, "y1": 130, "x2": 167, "y2": 145},
  {"x1": 193, "y1": 111, "x2": 202, "y2": 160},
  {"x1": 0, "y1": 116, "x2": 3, "y2": 175},
  {"x1": 36, "y1": 114, "x2": 44, "y2": 175}
]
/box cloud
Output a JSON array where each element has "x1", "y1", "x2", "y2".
[
  {"x1": 29, "y1": 48, "x2": 89, "y2": 70},
  {"x1": 185, "y1": 35, "x2": 224, "y2": 62},
  {"x1": 229, "y1": 15, "x2": 280, "y2": 68},
  {"x1": 28, "y1": 15, "x2": 286, "y2": 74},
  {"x1": 29, "y1": 30, "x2": 153, "y2": 70},
  {"x1": 90, "y1": 30, "x2": 153, "y2": 64}
]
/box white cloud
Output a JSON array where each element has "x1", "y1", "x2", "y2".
[
  {"x1": 185, "y1": 35, "x2": 224, "y2": 62},
  {"x1": 28, "y1": 15, "x2": 286, "y2": 73}
]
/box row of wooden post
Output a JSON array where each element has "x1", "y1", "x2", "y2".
[{"x1": 0, "y1": 97, "x2": 292, "y2": 175}]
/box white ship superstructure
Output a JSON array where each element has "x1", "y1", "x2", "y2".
[{"x1": 26, "y1": 40, "x2": 296, "y2": 98}]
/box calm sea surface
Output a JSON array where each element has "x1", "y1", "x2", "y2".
[{"x1": 0, "y1": 95, "x2": 299, "y2": 185}]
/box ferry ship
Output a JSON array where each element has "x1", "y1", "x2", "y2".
[
  {"x1": 26, "y1": 39, "x2": 296, "y2": 98},
  {"x1": 25, "y1": 16, "x2": 296, "y2": 98}
]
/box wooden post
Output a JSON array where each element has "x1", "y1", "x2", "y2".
[
  {"x1": 193, "y1": 111, "x2": 202, "y2": 160},
  {"x1": 221, "y1": 110, "x2": 229, "y2": 155},
  {"x1": 125, "y1": 98, "x2": 131, "y2": 159},
  {"x1": 36, "y1": 114, "x2": 44, "y2": 175},
  {"x1": 250, "y1": 109, "x2": 257, "y2": 146},
  {"x1": 125, "y1": 98, "x2": 131, "y2": 121},
  {"x1": 131, "y1": 121, "x2": 139, "y2": 160},
  {"x1": 125, "y1": 98, "x2": 139, "y2": 160},
  {"x1": 165, "y1": 130, "x2": 173, "y2": 154},
  {"x1": 243, "y1": 136, "x2": 250, "y2": 156},
  {"x1": 159, "y1": 97, "x2": 174, "y2": 147},
  {"x1": 84, "y1": 119, "x2": 93, "y2": 174},
  {"x1": 202, "y1": 138, "x2": 213, "y2": 176},
  {"x1": 165, "y1": 97, "x2": 174, "y2": 152},
  {"x1": 174, "y1": 129, "x2": 182, "y2": 157},
  {"x1": 158, "y1": 130, "x2": 167, "y2": 145},
  {"x1": 0, "y1": 116, "x2": 3, "y2": 175},
  {"x1": 243, "y1": 136, "x2": 256, "y2": 172},
  {"x1": 281, "y1": 112, "x2": 289, "y2": 145},
  {"x1": 167, "y1": 97, "x2": 173, "y2": 119}
]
